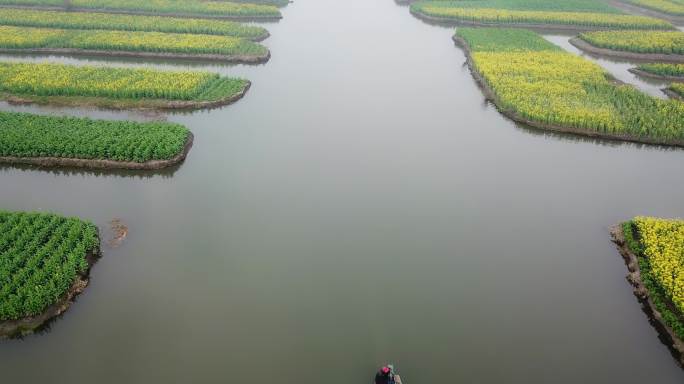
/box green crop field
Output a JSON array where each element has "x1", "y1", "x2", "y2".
[
  {"x1": 621, "y1": 218, "x2": 684, "y2": 340},
  {"x1": 579, "y1": 30, "x2": 684, "y2": 55},
  {"x1": 0, "y1": 8, "x2": 268, "y2": 39},
  {"x1": 456, "y1": 28, "x2": 684, "y2": 144},
  {"x1": 0, "y1": 25, "x2": 268, "y2": 59},
  {"x1": 0, "y1": 0, "x2": 281, "y2": 18},
  {"x1": 410, "y1": 0, "x2": 673, "y2": 29},
  {"x1": 0, "y1": 211, "x2": 99, "y2": 321},
  {"x1": 0, "y1": 111, "x2": 190, "y2": 163},
  {"x1": 0, "y1": 62, "x2": 249, "y2": 106}
]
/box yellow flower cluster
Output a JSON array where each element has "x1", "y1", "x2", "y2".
[
  {"x1": 580, "y1": 30, "x2": 684, "y2": 55},
  {"x1": 0, "y1": 62, "x2": 217, "y2": 100},
  {"x1": 0, "y1": 25, "x2": 267, "y2": 56},
  {"x1": 413, "y1": 6, "x2": 673, "y2": 29},
  {"x1": 472, "y1": 50, "x2": 618, "y2": 130},
  {"x1": 66, "y1": 29, "x2": 265, "y2": 55},
  {"x1": 633, "y1": 217, "x2": 684, "y2": 313},
  {"x1": 626, "y1": 0, "x2": 684, "y2": 16}
]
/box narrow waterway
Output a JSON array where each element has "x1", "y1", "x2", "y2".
[{"x1": 1, "y1": 1, "x2": 684, "y2": 383}]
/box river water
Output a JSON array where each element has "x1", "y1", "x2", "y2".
[{"x1": 1, "y1": 1, "x2": 684, "y2": 383}]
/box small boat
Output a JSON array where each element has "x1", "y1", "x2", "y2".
[{"x1": 375, "y1": 365, "x2": 403, "y2": 384}]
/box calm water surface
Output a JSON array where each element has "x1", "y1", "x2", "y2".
[{"x1": 1, "y1": 1, "x2": 684, "y2": 383}]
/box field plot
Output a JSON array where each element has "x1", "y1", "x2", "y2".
[
  {"x1": 574, "y1": 30, "x2": 684, "y2": 62},
  {"x1": 670, "y1": 83, "x2": 684, "y2": 97},
  {"x1": 621, "y1": 0, "x2": 684, "y2": 16},
  {"x1": 0, "y1": 25, "x2": 269, "y2": 63},
  {"x1": 410, "y1": 0, "x2": 673, "y2": 30},
  {"x1": 0, "y1": 0, "x2": 281, "y2": 19},
  {"x1": 613, "y1": 218, "x2": 684, "y2": 364},
  {"x1": 0, "y1": 62, "x2": 251, "y2": 110},
  {"x1": 632, "y1": 63, "x2": 684, "y2": 80},
  {"x1": 0, "y1": 211, "x2": 99, "y2": 338},
  {"x1": 0, "y1": 8, "x2": 269, "y2": 40},
  {"x1": 455, "y1": 28, "x2": 684, "y2": 146},
  {"x1": 0, "y1": 111, "x2": 192, "y2": 170}
]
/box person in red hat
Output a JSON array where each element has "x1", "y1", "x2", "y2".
[{"x1": 374, "y1": 366, "x2": 394, "y2": 384}]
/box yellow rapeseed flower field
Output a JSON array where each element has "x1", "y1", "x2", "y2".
[
  {"x1": 580, "y1": 30, "x2": 684, "y2": 54},
  {"x1": 411, "y1": 3, "x2": 673, "y2": 29},
  {"x1": 633, "y1": 217, "x2": 684, "y2": 314}
]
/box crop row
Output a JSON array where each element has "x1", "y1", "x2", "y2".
[
  {"x1": 0, "y1": 61, "x2": 248, "y2": 103},
  {"x1": 0, "y1": 25, "x2": 268, "y2": 58},
  {"x1": 0, "y1": 112, "x2": 190, "y2": 163},
  {"x1": 0, "y1": 0, "x2": 281, "y2": 18},
  {"x1": 456, "y1": 28, "x2": 684, "y2": 143},
  {"x1": 411, "y1": 2, "x2": 673, "y2": 29},
  {"x1": 637, "y1": 63, "x2": 684, "y2": 77},
  {"x1": 0, "y1": 8, "x2": 268, "y2": 39},
  {"x1": 579, "y1": 30, "x2": 684, "y2": 55},
  {"x1": 0, "y1": 211, "x2": 99, "y2": 321},
  {"x1": 623, "y1": 0, "x2": 684, "y2": 16}
]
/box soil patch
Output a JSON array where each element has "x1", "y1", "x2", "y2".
[
  {"x1": 610, "y1": 225, "x2": 684, "y2": 367},
  {"x1": 453, "y1": 35, "x2": 684, "y2": 148},
  {"x1": 0, "y1": 132, "x2": 194, "y2": 170}
]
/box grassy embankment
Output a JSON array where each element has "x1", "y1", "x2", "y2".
[{"x1": 455, "y1": 28, "x2": 684, "y2": 146}]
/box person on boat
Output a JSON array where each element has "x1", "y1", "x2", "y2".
[{"x1": 375, "y1": 366, "x2": 395, "y2": 384}]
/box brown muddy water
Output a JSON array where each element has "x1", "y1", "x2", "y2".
[{"x1": 1, "y1": 1, "x2": 684, "y2": 383}]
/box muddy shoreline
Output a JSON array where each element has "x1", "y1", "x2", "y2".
[
  {"x1": 610, "y1": 225, "x2": 684, "y2": 367},
  {"x1": 0, "y1": 4, "x2": 282, "y2": 21},
  {"x1": 453, "y1": 35, "x2": 684, "y2": 149},
  {"x1": 1, "y1": 82, "x2": 251, "y2": 111},
  {"x1": 570, "y1": 37, "x2": 684, "y2": 63},
  {"x1": 628, "y1": 68, "x2": 684, "y2": 82},
  {"x1": 0, "y1": 239, "x2": 101, "y2": 339},
  {"x1": 0, "y1": 132, "x2": 194, "y2": 170},
  {"x1": 411, "y1": 8, "x2": 673, "y2": 31}
]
